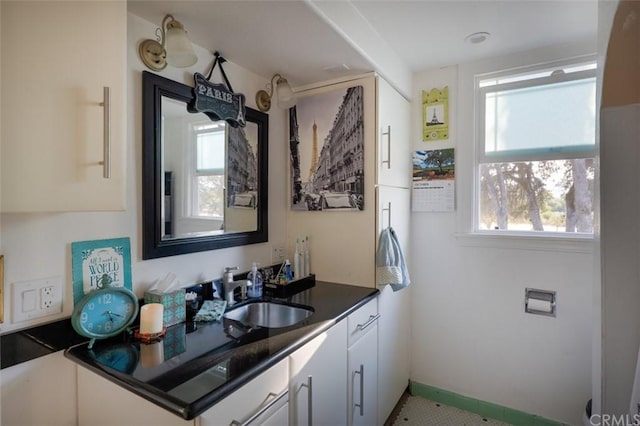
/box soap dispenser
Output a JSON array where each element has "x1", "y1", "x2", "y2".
[{"x1": 247, "y1": 263, "x2": 263, "y2": 298}]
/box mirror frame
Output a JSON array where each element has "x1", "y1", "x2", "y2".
[{"x1": 142, "y1": 71, "x2": 269, "y2": 259}]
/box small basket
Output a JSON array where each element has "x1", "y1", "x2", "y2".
[{"x1": 264, "y1": 274, "x2": 316, "y2": 298}]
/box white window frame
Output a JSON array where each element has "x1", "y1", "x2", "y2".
[
  {"x1": 187, "y1": 123, "x2": 226, "y2": 220},
  {"x1": 472, "y1": 57, "x2": 597, "y2": 240}
]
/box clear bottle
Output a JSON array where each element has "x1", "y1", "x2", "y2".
[{"x1": 247, "y1": 262, "x2": 263, "y2": 298}]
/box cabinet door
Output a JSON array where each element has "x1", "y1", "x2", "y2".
[
  {"x1": 290, "y1": 320, "x2": 347, "y2": 426},
  {"x1": 376, "y1": 186, "x2": 410, "y2": 248},
  {"x1": 376, "y1": 77, "x2": 411, "y2": 188},
  {"x1": 77, "y1": 366, "x2": 193, "y2": 426},
  {"x1": 348, "y1": 322, "x2": 378, "y2": 426},
  {"x1": 200, "y1": 358, "x2": 289, "y2": 426},
  {"x1": 375, "y1": 186, "x2": 411, "y2": 423},
  {"x1": 2, "y1": 352, "x2": 78, "y2": 426},
  {"x1": 2, "y1": 1, "x2": 126, "y2": 212},
  {"x1": 377, "y1": 284, "x2": 410, "y2": 424}
]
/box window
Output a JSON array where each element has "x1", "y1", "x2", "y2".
[
  {"x1": 191, "y1": 122, "x2": 226, "y2": 218},
  {"x1": 475, "y1": 60, "x2": 596, "y2": 235}
]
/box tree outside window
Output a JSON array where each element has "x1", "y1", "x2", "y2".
[{"x1": 476, "y1": 61, "x2": 596, "y2": 234}]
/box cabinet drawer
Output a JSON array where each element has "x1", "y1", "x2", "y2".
[
  {"x1": 347, "y1": 298, "x2": 379, "y2": 347},
  {"x1": 200, "y1": 357, "x2": 289, "y2": 426}
]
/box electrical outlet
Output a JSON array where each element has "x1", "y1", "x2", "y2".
[
  {"x1": 12, "y1": 277, "x2": 63, "y2": 323},
  {"x1": 271, "y1": 244, "x2": 285, "y2": 264},
  {"x1": 40, "y1": 286, "x2": 55, "y2": 309}
]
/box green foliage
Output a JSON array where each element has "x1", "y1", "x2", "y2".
[{"x1": 479, "y1": 159, "x2": 593, "y2": 232}]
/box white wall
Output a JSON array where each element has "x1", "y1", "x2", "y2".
[
  {"x1": 599, "y1": 0, "x2": 640, "y2": 415},
  {"x1": 409, "y1": 40, "x2": 596, "y2": 425},
  {"x1": 0, "y1": 12, "x2": 288, "y2": 333},
  {"x1": 592, "y1": 0, "x2": 619, "y2": 415}
]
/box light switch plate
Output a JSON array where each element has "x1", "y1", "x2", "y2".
[
  {"x1": 22, "y1": 289, "x2": 37, "y2": 312},
  {"x1": 12, "y1": 276, "x2": 63, "y2": 323}
]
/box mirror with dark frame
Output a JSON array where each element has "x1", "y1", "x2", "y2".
[{"x1": 142, "y1": 71, "x2": 268, "y2": 259}]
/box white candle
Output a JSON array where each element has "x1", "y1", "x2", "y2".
[{"x1": 140, "y1": 303, "x2": 164, "y2": 334}]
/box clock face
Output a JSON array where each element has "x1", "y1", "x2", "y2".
[{"x1": 72, "y1": 287, "x2": 139, "y2": 341}]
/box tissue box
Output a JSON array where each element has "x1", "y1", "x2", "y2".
[{"x1": 143, "y1": 289, "x2": 186, "y2": 327}]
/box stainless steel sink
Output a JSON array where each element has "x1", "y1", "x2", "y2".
[{"x1": 223, "y1": 301, "x2": 313, "y2": 328}]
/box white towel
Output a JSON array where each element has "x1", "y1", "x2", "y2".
[{"x1": 376, "y1": 227, "x2": 410, "y2": 291}]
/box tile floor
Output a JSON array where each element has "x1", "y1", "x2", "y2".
[{"x1": 390, "y1": 395, "x2": 512, "y2": 426}]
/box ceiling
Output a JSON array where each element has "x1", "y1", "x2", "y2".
[{"x1": 128, "y1": 0, "x2": 598, "y2": 97}]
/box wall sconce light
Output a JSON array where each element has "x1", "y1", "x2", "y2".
[
  {"x1": 139, "y1": 14, "x2": 198, "y2": 71},
  {"x1": 255, "y1": 74, "x2": 296, "y2": 112}
]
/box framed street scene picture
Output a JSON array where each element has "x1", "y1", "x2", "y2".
[{"x1": 289, "y1": 85, "x2": 365, "y2": 212}]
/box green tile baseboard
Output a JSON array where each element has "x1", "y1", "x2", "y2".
[{"x1": 409, "y1": 381, "x2": 568, "y2": 426}]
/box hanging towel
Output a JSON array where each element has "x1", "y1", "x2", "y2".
[{"x1": 376, "y1": 227, "x2": 411, "y2": 291}]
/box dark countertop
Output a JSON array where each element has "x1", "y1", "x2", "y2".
[
  {"x1": 1, "y1": 318, "x2": 88, "y2": 369},
  {"x1": 64, "y1": 281, "x2": 378, "y2": 420}
]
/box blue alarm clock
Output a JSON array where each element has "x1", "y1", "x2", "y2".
[{"x1": 71, "y1": 274, "x2": 139, "y2": 349}]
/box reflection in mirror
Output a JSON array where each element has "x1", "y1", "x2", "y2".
[
  {"x1": 161, "y1": 99, "x2": 259, "y2": 240},
  {"x1": 143, "y1": 71, "x2": 268, "y2": 259}
]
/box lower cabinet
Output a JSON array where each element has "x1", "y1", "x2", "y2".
[
  {"x1": 74, "y1": 297, "x2": 380, "y2": 425},
  {"x1": 77, "y1": 366, "x2": 192, "y2": 426},
  {"x1": 2, "y1": 351, "x2": 78, "y2": 426},
  {"x1": 347, "y1": 298, "x2": 379, "y2": 426},
  {"x1": 289, "y1": 320, "x2": 348, "y2": 426}
]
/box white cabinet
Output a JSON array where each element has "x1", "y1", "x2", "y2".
[
  {"x1": 77, "y1": 357, "x2": 289, "y2": 426},
  {"x1": 376, "y1": 77, "x2": 412, "y2": 188},
  {"x1": 376, "y1": 185, "x2": 411, "y2": 424},
  {"x1": 1, "y1": 1, "x2": 126, "y2": 212},
  {"x1": 347, "y1": 298, "x2": 379, "y2": 426},
  {"x1": 289, "y1": 320, "x2": 348, "y2": 426},
  {"x1": 375, "y1": 79, "x2": 411, "y2": 424},
  {"x1": 286, "y1": 74, "x2": 411, "y2": 423},
  {"x1": 73, "y1": 299, "x2": 379, "y2": 425},
  {"x1": 77, "y1": 366, "x2": 193, "y2": 426},
  {"x1": 377, "y1": 284, "x2": 411, "y2": 424},
  {"x1": 2, "y1": 351, "x2": 78, "y2": 426},
  {"x1": 200, "y1": 358, "x2": 289, "y2": 426}
]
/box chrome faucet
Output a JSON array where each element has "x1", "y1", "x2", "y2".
[{"x1": 223, "y1": 266, "x2": 252, "y2": 306}]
